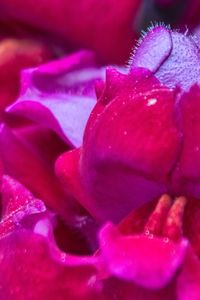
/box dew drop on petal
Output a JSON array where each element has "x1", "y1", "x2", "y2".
[{"x1": 147, "y1": 98, "x2": 157, "y2": 106}]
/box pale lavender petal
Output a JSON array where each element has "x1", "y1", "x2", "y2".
[{"x1": 7, "y1": 51, "x2": 105, "y2": 147}]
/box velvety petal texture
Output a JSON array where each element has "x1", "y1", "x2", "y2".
[{"x1": 131, "y1": 25, "x2": 200, "y2": 91}]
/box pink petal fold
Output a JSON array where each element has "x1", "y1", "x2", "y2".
[
  {"x1": 7, "y1": 51, "x2": 105, "y2": 147},
  {"x1": 0, "y1": 176, "x2": 102, "y2": 300},
  {"x1": 99, "y1": 223, "x2": 188, "y2": 289}
]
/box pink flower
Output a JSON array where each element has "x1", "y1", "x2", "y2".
[
  {"x1": 7, "y1": 50, "x2": 105, "y2": 147},
  {"x1": 99, "y1": 194, "x2": 200, "y2": 299},
  {"x1": 0, "y1": 176, "x2": 200, "y2": 299},
  {"x1": 56, "y1": 26, "x2": 200, "y2": 222},
  {"x1": 0, "y1": 13, "x2": 200, "y2": 300},
  {"x1": 0, "y1": 175, "x2": 102, "y2": 299},
  {"x1": 0, "y1": 0, "x2": 142, "y2": 63},
  {"x1": 0, "y1": 50, "x2": 105, "y2": 231}
]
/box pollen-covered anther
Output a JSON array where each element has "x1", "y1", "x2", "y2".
[
  {"x1": 162, "y1": 196, "x2": 187, "y2": 241},
  {"x1": 144, "y1": 194, "x2": 187, "y2": 241},
  {"x1": 144, "y1": 194, "x2": 172, "y2": 236}
]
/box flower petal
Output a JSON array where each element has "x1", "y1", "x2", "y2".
[
  {"x1": 131, "y1": 26, "x2": 172, "y2": 73},
  {"x1": 7, "y1": 51, "x2": 104, "y2": 147},
  {"x1": 0, "y1": 124, "x2": 72, "y2": 221},
  {"x1": 0, "y1": 175, "x2": 46, "y2": 237},
  {"x1": 177, "y1": 248, "x2": 200, "y2": 300},
  {"x1": 0, "y1": 0, "x2": 141, "y2": 63},
  {"x1": 99, "y1": 223, "x2": 188, "y2": 289},
  {"x1": 0, "y1": 175, "x2": 104, "y2": 299},
  {"x1": 172, "y1": 85, "x2": 200, "y2": 198},
  {"x1": 131, "y1": 25, "x2": 200, "y2": 91},
  {"x1": 76, "y1": 69, "x2": 181, "y2": 222},
  {"x1": 0, "y1": 38, "x2": 51, "y2": 116}
]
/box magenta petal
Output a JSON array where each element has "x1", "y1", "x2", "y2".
[
  {"x1": 7, "y1": 51, "x2": 105, "y2": 147},
  {"x1": 0, "y1": 175, "x2": 46, "y2": 237},
  {"x1": 103, "y1": 277, "x2": 176, "y2": 300},
  {"x1": 12, "y1": 123, "x2": 67, "y2": 166},
  {"x1": 99, "y1": 223, "x2": 188, "y2": 289},
  {"x1": 173, "y1": 85, "x2": 200, "y2": 197},
  {"x1": 0, "y1": 124, "x2": 72, "y2": 221},
  {"x1": 0, "y1": 175, "x2": 102, "y2": 299},
  {"x1": 0, "y1": 230, "x2": 102, "y2": 300},
  {"x1": 78, "y1": 69, "x2": 180, "y2": 222},
  {"x1": 177, "y1": 249, "x2": 200, "y2": 300},
  {"x1": 1, "y1": 175, "x2": 45, "y2": 217}
]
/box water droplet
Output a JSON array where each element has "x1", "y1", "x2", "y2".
[
  {"x1": 148, "y1": 233, "x2": 154, "y2": 239},
  {"x1": 88, "y1": 276, "x2": 97, "y2": 287},
  {"x1": 163, "y1": 237, "x2": 169, "y2": 243},
  {"x1": 60, "y1": 253, "x2": 66, "y2": 262},
  {"x1": 147, "y1": 98, "x2": 157, "y2": 106}
]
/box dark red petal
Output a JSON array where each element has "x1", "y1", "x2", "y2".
[
  {"x1": 0, "y1": 125, "x2": 73, "y2": 222},
  {"x1": 173, "y1": 85, "x2": 200, "y2": 198},
  {"x1": 0, "y1": 0, "x2": 141, "y2": 63},
  {"x1": 78, "y1": 70, "x2": 180, "y2": 222}
]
